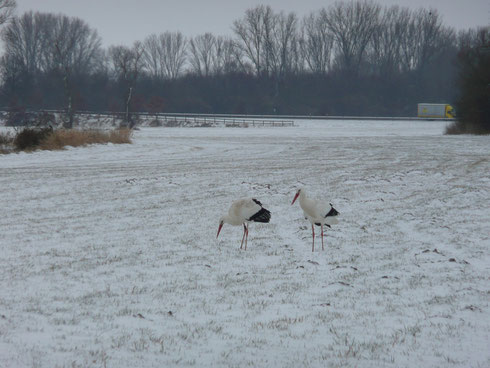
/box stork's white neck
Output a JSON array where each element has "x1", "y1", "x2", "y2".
[
  {"x1": 298, "y1": 189, "x2": 316, "y2": 213},
  {"x1": 299, "y1": 189, "x2": 308, "y2": 205}
]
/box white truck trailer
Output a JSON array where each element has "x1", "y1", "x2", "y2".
[{"x1": 417, "y1": 103, "x2": 455, "y2": 118}]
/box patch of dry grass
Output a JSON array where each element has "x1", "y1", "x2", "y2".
[
  {"x1": 1, "y1": 128, "x2": 132, "y2": 154},
  {"x1": 40, "y1": 129, "x2": 132, "y2": 150}
]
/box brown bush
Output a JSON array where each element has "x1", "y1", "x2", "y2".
[
  {"x1": 40, "y1": 129, "x2": 132, "y2": 150},
  {"x1": 107, "y1": 129, "x2": 133, "y2": 144}
]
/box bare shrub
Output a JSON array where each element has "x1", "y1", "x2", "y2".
[
  {"x1": 13, "y1": 127, "x2": 54, "y2": 151},
  {"x1": 0, "y1": 130, "x2": 14, "y2": 154},
  {"x1": 0, "y1": 131, "x2": 13, "y2": 145},
  {"x1": 37, "y1": 112, "x2": 56, "y2": 128}
]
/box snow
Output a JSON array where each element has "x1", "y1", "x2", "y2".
[{"x1": 1, "y1": 119, "x2": 489, "y2": 367}]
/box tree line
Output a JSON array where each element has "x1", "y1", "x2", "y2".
[{"x1": 0, "y1": 0, "x2": 487, "y2": 125}]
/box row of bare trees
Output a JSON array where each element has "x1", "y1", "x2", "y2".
[
  {"x1": 138, "y1": 3, "x2": 454, "y2": 78},
  {"x1": 0, "y1": 1, "x2": 485, "y2": 118},
  {"x1": 0, "y1": 3, "x2": 458, "y2": 80},
  {"x1": 233, "y1": 3, "x2": 457, "y2": 77}
]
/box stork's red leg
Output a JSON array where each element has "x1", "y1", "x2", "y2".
[
  {"x1": 244, "y1": 224, "x2": 249, "y2": 250},
  {"x1": 311, "y1": 224, "x2": 315, "y2": 252},
  {"x1": 321, "y1": 224, "x2": 324, "y2": 251},
  {"x1": 240, "y1": 224, "x2": 246, "y2": 249}
]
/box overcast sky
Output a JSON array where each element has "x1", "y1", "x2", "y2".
[{"x1": 15, "y1": 0, "x2": 490, "y2": 48}]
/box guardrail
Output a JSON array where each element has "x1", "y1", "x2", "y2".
[
  {"x1": 159, "y1": 115, "x2": 295, "y2": 127},
  {"x1": 0, "y1": 110, "x2": 296, "y2": 127}
]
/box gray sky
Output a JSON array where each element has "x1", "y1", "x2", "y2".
[{"x1": 15, "y1": 0, "x2": 490, "y2": 48}]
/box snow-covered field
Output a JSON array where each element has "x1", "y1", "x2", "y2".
[{"x1": 1, "y1": 120, "x2": 489, "y2": 368}]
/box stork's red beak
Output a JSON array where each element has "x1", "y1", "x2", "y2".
[
  {"x1": 291, "y1": 192, "x2": 300, "y2": 205},
  {"x1": 217, "y1": 223, "x2": 223, "y2": 238}
]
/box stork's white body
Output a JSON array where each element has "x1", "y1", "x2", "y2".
[
  {"x1": 217, "y1": 198, "x2": 271, "y2": 250},
  {"x1": 224, "y1": 198, "x2": 264, "y2": 225},
  {"x1": 292, "y1": 189, "x2": 339, "y2": 252},
  {"x1": 298, "y1": 191, "x2": 338, "y2": 227}
]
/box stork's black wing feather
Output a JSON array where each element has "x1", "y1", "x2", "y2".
[
  {"x1": 314, "y1": 223, "x2": 332, "y2": 228},
  {"x1": 325, "y1": 206, "x2": 339, "y2": 217},
  {"x1": 248, "y1": 207, "x2": 271, "y2": 223},
  {"x1": 252, "y1": 198, "x2": 262, "y2": 206}
]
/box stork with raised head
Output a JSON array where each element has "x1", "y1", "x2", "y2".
[
  {"x1": 217, "y1": 198, "x2": 271, "y2": 250},
  {"x1": 291, "y1": 188, "x2": 339, "y2": 252}
]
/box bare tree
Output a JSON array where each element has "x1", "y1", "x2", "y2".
[
  {"x1": 367, "y1": 5, "x2": 410, "y2": 76},
  {"x1": 188, "y1": 33, "x2": 215, "y2": 77},
  {"x1": 188, "y1": 34, "x2": 242, "y2": 76},
  {"x1": 268, "y1": 11, "x2": 298, "y2": 77},
  {"x1": 261, "y1": 6, "x2": 277, "y2": 75},
  {"x1": 457, "y1": 27, "x2": 490, "y2": 49},
  {"x1": 55, "y1": 39, "x2": 75, "y2": 128},
  {"x1": 48, "y1": 15, "x2": 102, "y2": 127},
  {"x1": 142, "y1": 34, "x2": 161, "y2": 79},
  {"x1": 233, "y1": 5, "x2": 270, "y2": 75},
  {"x1": 324, "y1": 0, "x2": 381, "y2": 74},
  {"x1": 109, "y1": 42, "x2": 144, "y2": 127},
  {"x1": 159, "y1": 32, "x2": 187, "y2": 80},
  {"x1": 399, "y1": 8, "x2": 454, "y2": 72},
  {"x1": 162, "y1": 32, "x2": 187, "y2": 79},
  {"x1": 142, "y1": 32, "x2": 187, "y2": 80},
  {"x1": 300, "y1": 12, "x2": 333, "y2": 74},
  {"x1": 213, "y1": 36, "x2": 240, "y2": 75},
  {"x1": 0, "y1": 0, "x2": 16, "y2": 26},
  {"x1": 1, "y1": 11, "x2": 42, "y2": 75},
  {"x1": 234, "y1": 5, "x2": 299, "y2": 78}
]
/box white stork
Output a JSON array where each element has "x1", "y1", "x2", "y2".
[
  {"x1": 291, "y1": 188, "x2": 339, "y2": 252},
  {"x1": 217, "y1": 198, "x2": 271, "y2": 250}
]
